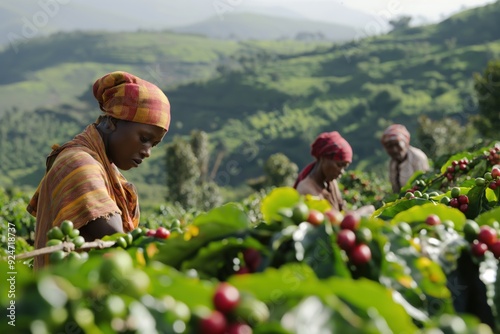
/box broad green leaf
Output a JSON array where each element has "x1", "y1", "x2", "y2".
[
  {"x1": 327, "y1": 277, "x2": 419, "y2": 334},
  {"x1": 412, "y1": 257, "x2": 450, "y2": 299},
  {"x1": 230, "y1": 265, "x2": 418, "y2": 333},
  {"x1": 374, "y1": 198, "x2": 430, "y2": 220},
  {"x1": 281, "y1": 296, "x2": 367, "y2": 333},
  {"x1": 144, "y1": 262, "x2": 213, "y2": 309},
  {"x1": 466, "y1": 186, "x2": 485, "y2": 219},
  {"x1": 194, "y1": 202, "x2": 250, "y2": 228},
  {"x1": 292, "y1": 223, "x2": 343, "y2": 279},
  {"x1": 229, "y1": 264, "x2": 319, "y2": 303},
  {"x1": 485, "y1": 187, "x2": 499, "y2": 202},
  {"x1": 392, "y1": 203, "x2": 466, "y2": 229},
  {"x1": 330, "y1": 241, "x2": 352, "y2": 279},
  {"x1": 261, "y1": 187, "x2": 300, "y2": 222},
  {"x1": 303, "y1": 194, "x2": 331, "y2": 213},
  {"x1": 476, "y1": 207, "x2": 500, "y2": 226},
  {"x1": 180, "y1": 237, "x2": 265, "y2": 277},
  {"x1": 154, "y1": 203, "x2": 250, "y2": 267},
  {"x1": 469, "y1": 158, "x2": 489, "y2": 178}
]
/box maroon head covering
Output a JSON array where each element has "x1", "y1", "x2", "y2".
[{"x1": 293, "y1": 131, "x2": 353, "y2": 188}]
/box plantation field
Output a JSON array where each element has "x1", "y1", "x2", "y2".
[{"x1": 1, "y1": 143, "x2": 500, "y2": 333}]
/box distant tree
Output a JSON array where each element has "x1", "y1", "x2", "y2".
[
  {"x1": 389, "y1": 16, "x2": 412, "y2": 31},
  {"x1": 166, "y1": 137, "x2": 200, "y2": 208},
  {"x1": 416, "y1": 115, "x2": 477, "y2": 160},
  {"x1": 166, "y1": 132, "x2": 223, "y2": 210},
  {"x1": 264, "y1": 153, "x2": 298, "y2": 187},
  {"x1": 190, "y1": 130, "x2": 209, "y2": 182},
  {"x1": 199, "y1": 181, "x2": 223, "y2": 211},
  {"x1": 473, "y1": 60, "x2": 500, "y2": 139}
]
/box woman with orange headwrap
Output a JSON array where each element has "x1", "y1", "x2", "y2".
[
  {"x1": 28, "y1": 71, "x2": 171, "y2": 269},
  {"x1": 294, "y1": 131, "x2": 374, "y2": 216},
  {"x1": 381, "y1": 124, "x2": 430, "y2": 193}
]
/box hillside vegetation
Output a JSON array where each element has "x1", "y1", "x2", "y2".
[{"x1": 1, "y1": 1, "x2": 500, "y2": 203}]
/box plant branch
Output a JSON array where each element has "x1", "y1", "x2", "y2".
[{"x1": 13, "y1": 240, "x2": 116, "y2": 260}]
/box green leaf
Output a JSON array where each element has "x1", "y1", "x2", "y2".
[
  {"x1": 292, "y1": 223, "x2": 349, "y2": 279},
  {"x1": 392, "y1": 203, "x2": 466, "y2": 230},
  {"x1": 412, "y1": 257, "x2": 451, "y2": 300},
  {"x1": 281, "y1": 296, "x2": 352, "y2": 333},
  {"x1": 144, "y1": 263, "x2": 214, "y2": 309},
  {"x1": 466, "y1": 186, "x2": 485, "y2": 219},
  {"x1": 154, "y1": 203, "x2": 250, "y2": 267},
  {"x1": 327, "y1": 277, "x2": 419, "y2": 334},
  {"x1": 228, "y1": 263, "x2": 319, "y2": 303},
  {"x1": 180, "y1": 237, "x2": 265, "y2": 277},
  {"x1": 261, "y1": 187, "x2": 300, "y2": 222},
  {"x1": 229, "y1": 264, "x2": 418, "y2": 334},
  {"x1": 194, "y1": 202, "x2": 250, "y2": 228},
  {"x1": 485, "y1": 187, "x2": 499, "y2": 203},
  {"x1": 374, "y1": 198, "x2": 430, "y2": 220},
  {"x1": 304, "y1": 195, "x2": 331, "y2": 213},
  {"x1": 476, "y1": 207, "x2": 500, "y2": 226}
]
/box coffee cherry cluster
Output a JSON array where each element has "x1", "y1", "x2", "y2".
[
  {"x1": 236, "y1": 248, "x2": 262, "y2": 274},
  {"x1": 404, "y1": 190, "x2": 439, "y2": 200},
  {"x1": 145, "y1": 226, "x2": 171, "y2": 239},
  {"x1": 46, "y1": 220, "x2": 87, "y2": 263},
  {"x1": 447, "y1": 187, "x2": 468, "y2": 213},
  {"x1": 444, "y1": 158, "x2": 469, "y2": 181},
  {"x1": 486, "y1": 167, "x2": 500, "y2": 190},
  {"x1": 336, "y1": 213, "x2": 372, "y2": 266},
  {"x1": 485, "y1": 146, "x2": 500, "y2": 165},
  {"x1": 406, "y1": 179, "x2": 427, "y2": 194},
  {"x1": 463, "y1": 221, "x2": 500, "y2": 260},
  {"x1": 199, "y1": 283, "x2": 269, "y2": 334}
]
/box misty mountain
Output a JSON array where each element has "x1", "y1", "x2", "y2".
[
  {"x1": 172, "y1": 13, "x2": 359, "y2": 41},
  {"x1": 0, "y1": 0, "x2": 373, "y2": 47}
]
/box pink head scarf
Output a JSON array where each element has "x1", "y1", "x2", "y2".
[{"x1": 293, "y1": 131, "x2": 353, "y2": 188}]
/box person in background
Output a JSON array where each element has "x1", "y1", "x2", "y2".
[
  {"x1": 28, "y1": 71, "x2": 171, "y2": 269},
  {"x1": 293, "y1": 131, "x2": 374, "y2": 216},
  {"x1": 381, "y1": 124, "x2": 430, "y2": 193}
]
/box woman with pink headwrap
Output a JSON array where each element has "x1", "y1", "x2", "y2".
[
  {"x1": 381, "y1": 124, "x2": 430, "y2": 193},
  {"x1": 294, "y1": 131, "x2": 374, "y2": 215},
  {"x1": 28, "y1": 71, "x2": 171, "y2": 268}
]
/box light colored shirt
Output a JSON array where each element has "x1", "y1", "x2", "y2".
[{"x1": 389, "y1": 146, "x2": 430, "y2": 193}]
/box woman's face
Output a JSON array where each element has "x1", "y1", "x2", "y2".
[
  {"x1": 321, "y1": 157, "x2": 350, "y2": 181},
  {"x1": 107, "y1": 120, "x2": 167, "y2": 170},
  {"x1": 383, "y1": 139, "x2": 408, "y2": 162}
]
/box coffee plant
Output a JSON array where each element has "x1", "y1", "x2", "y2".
[{"x1": 1, "y1": 142, "x2": 499, "y2": 333}]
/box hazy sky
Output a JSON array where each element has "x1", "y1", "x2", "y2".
[{"x1": 249, "y1": 0, "x2": 497, "y2": 21}]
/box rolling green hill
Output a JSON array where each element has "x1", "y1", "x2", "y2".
[{"x1": 1, "y1": 1, "x2": 500, "y2": 204}]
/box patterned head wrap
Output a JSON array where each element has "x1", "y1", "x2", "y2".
[
  {"x1": 92, "y1": 71, "x2": 171, "y2": 131},
  {"x1": 293, "y1": 131, "x2": 352, "y2": 188},
  {"x1": 381, "y1": 124, "x2": 410, "y2": 145},
  {"x1": 310, "y1": 131, "x2": 353, "y2": 163}
]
